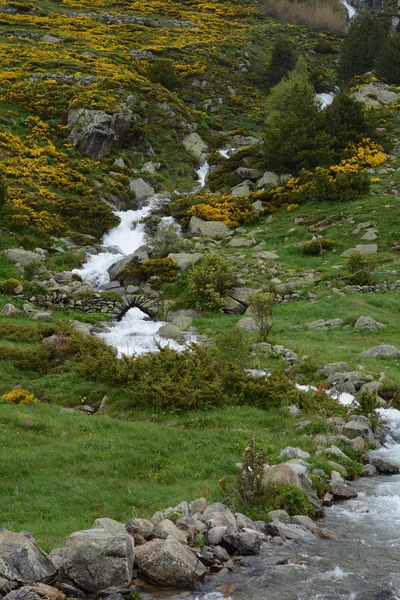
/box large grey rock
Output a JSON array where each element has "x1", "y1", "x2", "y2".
[
  {"x1": 189, "y1": 497, "x2": 208, "y2": 514},
  {"x1": 360, "y1": 345, "x2": 400, "y2": 359},
  {"x1": 236, "y1": 317, "x2": 259, "y2": 332},
  {"x1": 371, "y1": 456, "x2": 400, "y2": 474},
  {"x1": 226, "y1": 287, "x2": 259, "y2": 307},
  {"x1": 228, "y1": 237, "x2": 253, "y2": 247},
  {"x1": 354, "y1": 316, "x2": 386, "y2": 330},
  {"x1": 264, "y1": 522, "x2": 315, "y2": 542},
  {"x1": 40, "y1": 35, "x2": 63, "y2": 44},
  {"x1": 2, "y1": 249, "x2": 42, "y2": 266},
  {"x1": 342, "y1": 244, "x2": 378, "y2": 257},
  {"x1": 257, "y1": 171, "x2": 279, "y2": 189},
  {"x1": 203, "y1": 503, "x2": 237, "y2": 532},
  {"x1": 252, "y1": 250, "x2": 279, "y2": 260},
  {"x1": 168, "y1": 252, "x2": 203, "y2": 272},
  {"x1": 157, "y1": 324, "x2": 183, "y2": 340},
  {"x1": 188, "y1": 216, "x2": 230, "y2": 239},
  {"x1": 107, "y1": 246, "x2": 149, "y2": 281},
  {"x1": 134, "y1": 536, "x2": 206, "y2": 588},
  {"x1": 222, "y1": 529, "x2": 261, "y2": 555},
  {"x1": 206, "y1": 527, "x2": 227, "y2": 546},
  {"x1": 351, "y1": 82, "x2": 398, "y2": 107},
  {"x1": 343, "y1": 421, "x2": 371, "y2": 441},
  {"x1": 154, "y1": 520, "x2": 187, "y2": 543},
  {"x1": 91, "y1": 519, "x2": 126, "y2": 534},
  {"x1": 63, "y1": 530, "x2": 134, "y2": 594},
  {"x1": 129, "y1": 178, "x2": 154, "y2": 202},
  {"x1": 231, "y1": 181, "x2": 252, "y2": 197},
  {"x1": 125, "y1": 519, "x2": 154, "y2": 546},
  {"x1": 263, "y1": 464, "x2": 302, "y2": 489},
  {"x1": 279, "y1": 447, "x2": 310, "y2": 460},
  {"x1": 1, "y1": 304, "x2": 20, "y2": 316},
  {"x1": 0, "y1": 530, "x2": 56, "y2": 584},
  {"x1": 68, "y1": 109, "x2": 132, "y2": 160},
  {"x1": 182, "y1": 133, "x2": 208, "y2": 160}
]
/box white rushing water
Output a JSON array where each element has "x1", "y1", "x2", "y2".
[
  {"x1": 316, "y1": 92, "x2": 336, "y2": 108},
  {"x1": 74, "y1": 161, "x2": 210, "y2": 357},
  {"x1": 341, "y1": 0, "x2": 357, "y2": 20}
]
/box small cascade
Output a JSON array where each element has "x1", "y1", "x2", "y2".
[
  {"x1": 341, "y1": 0, "x2": 358, "y2": 20},
  {"x1": 316, "y1": 92, "x2": 336, "y2": 108},
  {"x1": 196, "y1": 160, "x2": 210, "y2": 188}
]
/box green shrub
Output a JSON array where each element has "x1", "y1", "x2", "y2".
[
  {"x1": 213, "y1": 327, "x2": 251, "y2": 369},
  {"x1": 375, "y1": 31, "x2": 400, "y2": 84},
  {"x1": 0, "y1": 278, "x2": 22, "y2": 294},
  {"x1": 247, "y1": 291, "x2": 274, "y2": 342},
  {"x1": 0, "y1": 345, "x2": 51, "y2": 373},
  {"x1": 298, "y1": 383, "x2": 343, "y2": 416},
  {"x1": 314, "y1": 36, "x2": 334, "y2": 54},
  {"x1": 311, "y1": 168, "x2": 370, "y2": 202},
  {"x1": 265, "y1": 37, "x2": 297, "y2": 90},
  {"x1": 345, "y1": 251, "x2": 376, "y2": 285},
  {"x1": 22, "y1": 260, "x2": 42, "y2": 282},
  {"x1": 0, "y1": 322, "x2": 56, "y2": 343},
  {"x1": 119, "y1": 257, "x2": 178, "y2": 288},
  {"x1": 147, "y1": 59, "x2": 182, "y2": 90},
  {"x1": 144, "y1": 223, "x2": 187, "y2": 258},
  {"x1": 188, "y1": 253, "x2": 237, "y2": 311},
  {"x1": 0, "y1": 171, "x2": 8, "y2": 211},
  {"x1": 302, "y1": 238, "x2": 334, "y2": 255}
]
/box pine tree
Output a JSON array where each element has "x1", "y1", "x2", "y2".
[
  {"x1": 265, "y1": 37, "x2": 297, "y2": 90},
  {"x1": 264, "y1": 58, "x2": 334, "y2": 173},
  {"x1": 375, "y1": 30, "x2": 400, "y2": 84},
  {"x1": 337, "y1": 11, "x2": 386, "y2": 86}
]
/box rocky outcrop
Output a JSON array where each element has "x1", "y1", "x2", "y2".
[
  {"x1": 67, "y1": 109, "x2": 133, "y2": 160},
  {"x1": 107, "y1": 247, "x2": 149, "y2": 283},
  {"x1": 360, "y1": 345, "x2": 400, "y2": 359},
  {"x1": 167, "y1": 252, "x2": 203, "y2": 271},
  {"x1": 0, "y1": 531, "x2": 56, "y2": 584},
  {"x1": 182, "y1": 132, "x2": 208, "y2": 161},
  {"x1": 62, "y1": 530, "x2": 134, "y2": 594},
  {"x1": 351, "y1": 82, "x2": 397, "y2": 107},
  {"x1": 2, "y1": 249, "x2": 43, "y2": 266}
]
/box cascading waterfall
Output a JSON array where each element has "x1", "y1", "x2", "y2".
[{"x1": 74, "y1": 161, "x2": 210, "y2": 357}]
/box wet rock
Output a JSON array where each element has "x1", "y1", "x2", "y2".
[
  {"x1": 134, "y1": 535, "x2": 206, "y2": 588},
  {"x1": 157, "y1": 324, "x2": 183, "y2": 340},
  {"x1": 291, "y1": 516, "x2": 315, "y2": 531},
  {"x1": 264, "y1": 522, "x2": 315, "y2": 543},
  {"x1": 63, "y1": 529, "x2": 134, "y2": 594},
  {"x1": 222, "y1": 529, "x2": 262, "y2": 555},
  {"x1": 371, "y1": 457, "x2": 400, "y2": 474},
  {"x1": 312, "y1": 526, "x2": 344, "y2": 540},
  {"x1": 362, "y1": 464, "x2": 377, "y2": 477},
  {"x1": 0, "y1": 530, "x2": 57, "y2": 584}
]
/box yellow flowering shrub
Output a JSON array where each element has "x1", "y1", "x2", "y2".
[{"x1": 2, "y1": 389, "x2": 38, "y2": 406}]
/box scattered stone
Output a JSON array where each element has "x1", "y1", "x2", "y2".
[
  {"x1": 228, "y1": 237, "x2": 253, "y2": 247},
  {"x1": 235, "y1": 317, "x2": 259, "y2": 332},
  {"x1": 223, "y1": 530, "x2": 261, "y2": 555},
  {"x1": 231, "y1": 181, "x2": 252, "y2": 197},
  {"x1": 40, "y1": 35, "x2": 63, "y2": 44},
  {"x1": 182, "y1": 132, "x2": 208, "y2": 160},
  {"x1": 306, "y1": 318, "x2": 344, "y2": 329},
  {"x1": 360, "y1": 345, "x2": 400, "y2": 359},
  {"x1": 263, "y1": 464, "x2": 301, "y2": 489},
  {"x1": 154, "y1": 520, "x2": 187, "y2": 543},
  {"x1": 354, "y1": 316, "x2": 386, "y2": 330},
  {"x1": 203, "y1": 504, "x2": 237, "y2": 532},
  {"x1": 157, "y1": 324, "x2": 183, "y2": 340},
  {"x1": 341, "y1": 244, "x2": 378, "y2": 257},
  {"x1": 1, "y1": 303, "x2": 20, "y2": 316},
  {"x1": 257, "y1": 171, "x2": 279, "y2": 189},
  {"x1": 267, "y1": 510, "x2": 291, "y2": 524},
  {"x1": 264, "y1": 522, "x2": 315, "y2": 543},
  {"x1": 125, "y1": 519, "x2": 154, "y2": 546},
  {"x1": 279, "y1": 447, "x2": 310, "y2": 460},
  {"x1": 361, "y1": 229, "x2": 378, "y2": 241},
  {"x1": 2, "y1": 249, "x2": 42, "y2": 266}
]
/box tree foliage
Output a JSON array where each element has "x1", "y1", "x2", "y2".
[
  {"x1": 265, "y1": 37, "x2": 297, "y2": 90},
  {"x1": 264, "y1": 58, "x2": 334, "y2": 173},
  {"x1": 375, "y1": 30, "x2": 400, "y2": 84},
  {"x1": 337, "y1": 11, "x2": 386, "y2": 85}
]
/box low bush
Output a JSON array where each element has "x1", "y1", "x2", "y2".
[
  {"x1": 188, "y1": 253, "x2": 237, "y2": 311},
  {"x1": 0, "y1": 345, "x2": 51, "y2": 373},
  {"x1": 147, "y1": 59, "x2": 182, "y2": 90},
  {"x1": 302, "y1": 238, "x2": 334, "y2": 255},
  {"x1": 345, "y1": 251, "x2": 376, "y2": 285},
  {"x1": 247, "y1": 291, "x2": 274, "y2": 342},
  {"x1": 0, "y1": 278, "x2": 21, "y2": 294},
  {"x1": 144, "y1": 222, "x2": 187, "y2": 258},
  {"x1": 0, "y1": 322, "x2": 56, "y2": 343}
]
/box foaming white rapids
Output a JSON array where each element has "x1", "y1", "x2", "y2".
[
  {"x1": 98, "y1": 307, "x2": 193, "y2": 357},
  {"x1": 316, "y1": 92, "x2": 335, "y2": 108},
  {"x1": 341, "y1": 0, "x2": 357, "y2": 19},
  {"x1": 196, "y1": 161, "x2": 210, "y2": 188},
  {"x1": 218, "y1": 148, "x2": 235, "y2": 159},
  {"x1": 74, "y1": 204, "x2": 154, "y2": 286}
]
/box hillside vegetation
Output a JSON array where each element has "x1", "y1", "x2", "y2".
[{"x1": 2, "y1": 0, "x2": 400, "y2": 550}]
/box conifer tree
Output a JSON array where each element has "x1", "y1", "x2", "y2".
[
  {"x1": 265, "y1": 37, "x2": 297, "y2": 90},
  {"x1": 264, "y1": 57, "x2": 334, "y2": 173},
  {"x1": 375, "y1": 30, "x2": 400, "y2": 84},
  {"x1": 337, "y1": 11, "x2": 386, "y2": 86}
]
